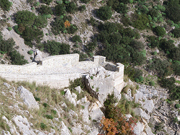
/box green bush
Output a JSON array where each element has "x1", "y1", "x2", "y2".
[
  {"x1": 57, "y1": 0, "x2": 63, "y2": 4},
  {"x1": 54, "y1": 4, "x2": 66, "y2": 16},
  {"x1": 67, "y1": 25, "x2": 78, "y2": 34},
  {"x1": 80, "y1": 0, "x2": 90, "y2": 3},
  {"x1": 38, "y1": 5, "x2": 53, "y2": 15},
  {"x1": 107, "y1": 0, "x2": 128, "y2": 14},
  {"x1": 44, "y1": 40, "x2": 70, "y2": 55},
  {"x1": 27, "y1": 50, "x2": 33, "y2": 55},
  {"x1": 149, "y1": 81, "x2": 155, "y2": 86},
  {"x1": 175, "y1": 104, "x2": 180, "y2": 109},
  {"x1": 15, "y1": 10, "x2": 36, "y2": 26},
  {"x1": 43, "y1": 103, "x2": 49, "y2": 108},
  {"x1": 147, "y1": 36, "x2": 159, "y2": 48},
  {"x1": 41, "y1": 0, "x2": 52, "y2": 5},
  {"x1": 171, "y1": 28, "x2": 180, "y2": 38},
  {"x1": 34, "y1": 97, "x2": 41, "y2": 101},
  {"x1": 153, "y1": 26, "x2": 166, "y2": 36},
  {"x1": 9, "y1": 50, "x2": 28, "y2": 65},
  {"x1": 65, "y1": 2, "x2": 77, "y2": 13},
  {"x1": 160, "y1": 77, "x2": 175, "y2": 89},
  {"x1": 21, "y1": 26, "x2": 43, "y2": 46},
  {"x1": 43, "y1": 14, "x2": 51, "y2": 19},
  {"x1": 45, "y1": 115, "x2": 53, "y2": 119},
  {"x1": 148, "y1": 58, "x2": 171, "y2": 77},
  {"x1": 71, "y1": 35, "x2": 82, "y2": 42},
  {"x1": 166, "y1": 0, "x2": 180, "y2": 22},
  {"x1": 0, "y1": 34, "x2": 15, "y2": 54},
  {"x1": 7, "y1": 27, "x2": 12, "y2": 31},
  {"x1": 51, "y1": 109, "x2": 57, "y2": 115},
  {"x1": 34, "y1": 15, "x2": 48, "y2": 28},
  {"x1": 0, "y1": 0, "x2": 12, "y2": 11},
  {"x1": 40, "y1": 123, "x2": 47, "y2": 130},
  {"x1": 96, "y1": 6, "x2": 112, "y2": 20},
  {"x1": 78, "y1": 5, "x2": 86, "y2": 12},
  {"x1": 132, "y1": 13, "x2": 149, "y2": 30}
]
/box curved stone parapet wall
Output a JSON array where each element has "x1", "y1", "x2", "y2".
[{"x1": 0, "y1": 54, "x2": 124, "y2": 90}]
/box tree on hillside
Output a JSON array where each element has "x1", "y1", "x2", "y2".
[
  {"x1": 166, "y1": 0, "x2": 180, "y2": 22},
  {"x1": 96, "y1": 6, "x2": 112, "y2": 20}
]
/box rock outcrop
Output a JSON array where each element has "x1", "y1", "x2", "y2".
[
  {"x1": 17, "y1": 86, "x2": 39, "y2": 110},
  {"x1": 85, "y1": 66, "x2": 123, "y2": 105}
]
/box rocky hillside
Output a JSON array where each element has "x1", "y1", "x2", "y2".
[{"x1": 1, "y1": 0, "x2": 180, "y2": 134}]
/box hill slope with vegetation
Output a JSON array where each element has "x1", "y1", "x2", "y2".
[{"x1": 0, "y1": 0, "x2": 180, "y2": 134}]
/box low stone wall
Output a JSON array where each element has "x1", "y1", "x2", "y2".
[{"x1": 0, "y1": 54, "x2": 124, "y2": 89}]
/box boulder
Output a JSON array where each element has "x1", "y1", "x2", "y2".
[
  {"x1": 134, "y1": 108, "x2": 150, "y2": 122},
  {"x1": 2, "y1": 116, "x2": 19, "y2": 135},
  {"x1": 12, "y1": 115, "x2": 35, "y2": 135},
  {"x1": 143, "y1": 100, "x2": 154, "y2": 113},
  {"x1": 133, "y1": 121, "x2": 144, "y2": 135},
  {"x1": 64, "y1": 89, "x2": 77, "y2": 106},
  {"x1": 75, "y1": 86, "x2": 82, "y2": 94},
  {"x1": 89, "y1": 101, "x2": 104, "y2": 122},
  {"x1": 17, "y1": 86, "x2": 39, "y2": 110},
  {"x1": 33, "y1": 49, "x2": 42, "y2": 62},
  {"x1": 61, "y1": 121, "x2": 71, "y2": 135},
  {"x1": 85, "y1": 67, "x2": 122, "y2": 105}
]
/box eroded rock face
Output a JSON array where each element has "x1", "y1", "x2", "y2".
[
  {"x1": 85, "y1": 67, "x2": 122, "y2": 105},
  {"x1": 17, "y1": 86, "x2": 39, "y2": 110},
  {"x1": 61, "y1": 121, "x2": 71, "y2": 135},
  {"x1": 64, "y1": 89, "x2": 77, "y2": 106},
  {"x1": 12, "y1": 115, "x2": 36, "y2": 135}
]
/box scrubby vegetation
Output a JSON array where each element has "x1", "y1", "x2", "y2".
[{"x1": 0, "y1": 0, "x2": 12, "y2": 11}]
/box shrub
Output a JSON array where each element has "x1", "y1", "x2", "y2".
[
  {"x1": 9, "y1": 50, "x2": 28, "y2": 65},
  {"x1": 0, "y1": 0, "x2": 12, "y2": 11},
  {"x1": 148, "y1": 58, "x2": 171, "y2": 77},
  {"x1": 71, "y1": 35, "x2": 82, "y2": 42},
  {"x1": 40, "y1": 123, "x2": 47, "y2": 130},
  {"x1": 96, "y1": 6, "x2": 112, "y2": 20},
  {"x1": 7, "y1": 27, "x2": 12, "y2": 31},
  {"x1": 27, "y1": 50, "x2": 33, "y2": 55},
  {"x1": 54, "y1": 4, "x2": 66, "y2": 16},
  {"x1": 166, "y1": 0, "x2": 180, "y2": 22},
  {"x1": 67, "y1": 25, "x2": 78, "y2": 34},
  {"x1": 44, "y1": 40, "x2": 70, "y2": 55},
  {"x1": 41, "y1": 0, "x2": 52, "y2": 5},
  {"x1": 147, "y1": 36, "x2": 159, "y2": 48},
  {"x1": 78, "y1": 5, "x2": 86, "y2": 12},
  {"x1": 15, "y1": 10, "x2": 36, "y2": 26},
  {"x1": 38, "y1": 5, "x2": 53, "y2": 15},
  {"x1": 171, "y1": 28, "x2": 180, "y2": 38},
  {"x1": 160, "y1": 77, "x2": 175, "y2": 89},
  {"x1": 153, "y1": 26, "x2": 166, "y2": 36},
  {"x1": 69, "y1": 78, "x2": 85, "y2": 90},
  {"x1": 132, "y1": 13, "x2": 149, "y2": 30},
  {"x1": 149, "y1": 81, "x2": 155, "y2": 86},
  {"x1": 43, "y1": 103, "x2": 49, "y2": 108},
  {"x1": 34, "y1": 15, "x2": 48, "y2": 28},
  {"x1": 65, "y1": 2, "x2": 77, "y2": 13},
  {"x1": 0, "y1": 33, "x2": 15, "y2": 54},
  {"x1": 51, "y1": 109, "x2": 57, "y2": 115},
  {"x1": 175, "y1": 104, "x2": 180, "y2": 109},
  {"x1": 45, "y1": 115, "x2": 53, "y2": 119},
  {"x1": 34, "y1": 2, "x2": 40, "y2": 6},
  {"x1": 80, "y1": 0, "x2": 90, "y2": 3},
  {"x1": 21, "y1": 26, "x2": 43, "y2": 46},
  {"x1": 34, "y1": 97, "x2": 41, "y2": 101},
  {"x1": 172, "y1": 61, "x2": 180, "y2": 75}
]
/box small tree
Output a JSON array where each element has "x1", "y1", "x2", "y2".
[
  {"x1": 96, "y1": 6, "x2": 112, "y2": 20},
  {"x1": 153, "y1": 26, "x2": 166, "y2": 36}
]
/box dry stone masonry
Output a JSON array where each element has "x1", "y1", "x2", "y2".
[{"x1": 0, "y1": 54, "x2": 124, "y2": 93}]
